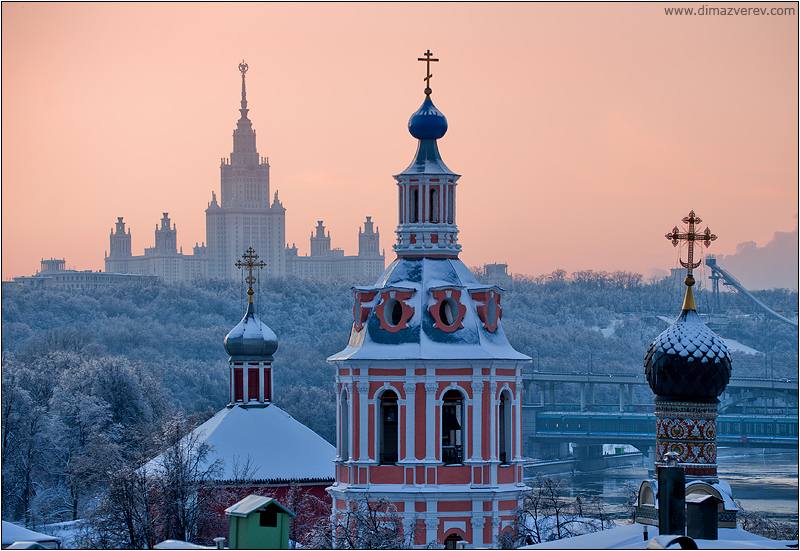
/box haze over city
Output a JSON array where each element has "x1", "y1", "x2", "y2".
[{"x1": 3, "y1": 2, "x2": 797, "y2": 289}]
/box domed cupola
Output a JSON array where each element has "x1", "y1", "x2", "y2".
[
  {"x1": 408, "y1": 96, "x2": 448, "y2": 140},
  {"x1": 225, "y1": 248, "x2": 278, "y2": 405},
  {"x1": 644, "y1": 211, "x2": 731, "y2": 483},
  {"x1": 224, "y1": 299, "x2": 278, "y2": 360}
]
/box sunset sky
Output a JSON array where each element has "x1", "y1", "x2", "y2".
[{"x1": 3, "y1": 3, "x2": 797, "y2": 288}]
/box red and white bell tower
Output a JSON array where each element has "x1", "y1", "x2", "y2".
[{"x1": 327, "y1": 52, "x2": 531, "y2": 549}]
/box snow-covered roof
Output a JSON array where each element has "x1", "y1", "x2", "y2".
[
  {"x1": 142, "y1": 404, "x2": 335, "y2": 484},
  {"x1": 521, "y1": 522, "x2": 797, "y2": 549},
  {"x1": 328, "y1": 257, "x2": 530, "y2": 362},
  {"x1": 1, "y1": 522, "x2": 61, "y2": 549},
  {"x1": 225, "y1": 495, "x2": 295, "y2": 518}
]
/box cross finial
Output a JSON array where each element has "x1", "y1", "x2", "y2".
[
  {"x1": 665, "y1": 210, "x2": 717, "y2": 287},
  {"x1": 238, "y1": 60, "x2": 248, "y2": 76},
  {"x1": 417, "y1": 49, "x2": 439, "y2": 97},
  {"x1": 235, "y1": 247, "x2": 266, "y2": 303}
]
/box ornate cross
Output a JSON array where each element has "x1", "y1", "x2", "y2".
[
  {"x1": 235, "y1": 247, "x2": 266, "y2": 298},
  {"x1": 418, "y1": 50, "x2": 439, "y2": 95},
  {"x1": 238, "y1": 60, "x2": 248, "y2": 76},
  {"x1": 665, "y1": 210, "x2": 717, "y2": 283}
]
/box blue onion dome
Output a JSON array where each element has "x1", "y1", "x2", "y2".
[
  {"x1": 224, "y1": 301, "x2": 278, "y2": 358},
  {"x1": 408, "y1": 96, "x2": 448, "y2": 140},
  {"x1": 644, "y1": 308, "x2": 731, "y2": 399}
]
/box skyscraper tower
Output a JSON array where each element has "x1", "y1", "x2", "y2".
[
  {"x1": 206, "y1": 61, "x2": 286, "y2": 278},
  {"x1": 327, "y1": 52, "x2": 530, "y2": 548}
]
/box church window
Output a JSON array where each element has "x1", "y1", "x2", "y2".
[
  {"x1": 499, "y1": 390, "x2": 512, "y2": 464},
  {"x1": 444, "y1": 534, "x2": 463, "y2": 550},
  {"x1": 410, "y1": 188, "x2": 419, "y2": 223},
  {"x1": 439, "y1": 298, "x2": 459, "y2": 327},
  {"x1": 429, "y1": 188, "x2": 439, "y2": 223},
  {"x1": 399, "y1": 187, "x2": 404, "y2": 224},
  {"x1": 384, "y1": 298, "x2": 404, "y2": 327},
  {"x1": 442, "y1": 389, "x2": 464, "y2": 465},
  {"x1": 446, "y1": 186, "x2": 454, "y2": 224},
  {"x1": 379, "y1": 390, "x2": 399, "y2": 464}
]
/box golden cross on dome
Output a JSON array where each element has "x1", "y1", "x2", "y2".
[
  {"x1": 235, "y1": 247, "x2": 266, "y2": 301},
  {"x1": 666, "y1": 210, "x2": 717, "y2": 284},
  {"x1": 417, "y1": 49, "x2": 439, "y2": 95}
]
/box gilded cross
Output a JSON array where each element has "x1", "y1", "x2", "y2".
[
  {"x1": 418, "y1": 49, "x2": 439, "y2": 95},
  {"x1": 235, "y1": 247, "x2": 266, "y2": 298},
  {"x1": 665, "y1": 210, "x2": 717, "y2": 282}
]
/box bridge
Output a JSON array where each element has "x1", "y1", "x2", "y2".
[
  {"x1": 521, "y1": 371, "x2": 798, "y2": 463},
  {"x1": 522, "y1": 370, "x2": 798, "y2": 413}
]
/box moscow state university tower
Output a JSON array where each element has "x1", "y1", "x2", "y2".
[{"x1": 206, "y1": 61, "x2": 286, "y2": 279}]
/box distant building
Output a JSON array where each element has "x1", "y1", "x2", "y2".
[
  {"x1": 104, "y1": 61, "x2": 383, "y2": 283},
  {"x1": 287, "y1": 218, "x2": 385, "y2": 281},
  {"x1": 104, "y1": 214, "x2": 208, "y2": 283},
  {"x1": 483, "y1": 262, "x2": 512, "y2": 284},
  {"x1": 14, "y1": 257, "x2": 157, "y2": 290}
]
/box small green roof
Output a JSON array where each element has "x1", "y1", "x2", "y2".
[{"x1": 224, "y1": 495, "x2": 295, "y2": 518}]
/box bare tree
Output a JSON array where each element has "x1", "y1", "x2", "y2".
[{"x1": 327, "y1": 495, "x2": 418, "y2": 549}]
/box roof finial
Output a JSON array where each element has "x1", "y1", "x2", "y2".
[
  {"x1": 417, "y1": 49, "x2": 439, "y2": 97},
  {"x1": 235, "y1": 247, "x2": 265, "y2": 303},
  {"x1": 238, "y1": 60, "x2": 249, "y2": 118},
  {"x1": 665, "y1": 210, "x2": 717, "y2": 310}
]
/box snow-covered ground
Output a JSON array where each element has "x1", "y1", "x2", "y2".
[{"x1": 521, "y1": 522, "x2": 798, "y2": 549}]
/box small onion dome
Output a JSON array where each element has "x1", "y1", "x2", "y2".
[
  {"x1": 408, "y1": 96, "x2": 448, "y2": 140},
  {"x1": 644, "y1": 309, "x2": 731, "y2": 399},
  {"x1": 224, "y1": 300, "x2": 278, "y2": 359}
]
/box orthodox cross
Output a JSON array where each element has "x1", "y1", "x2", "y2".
[
  {"x1": 665, "y1": 210, "x2": 717, "y2": 283},
  {"x1": 235, "y1": 247, "x2": 266, "y2": 299},
  {"x1": 418, "y1": 49, "x2": 439, "y2": 95},
  {"x1": 238, "y1": 60, "x2": 248, "y2": 76}
]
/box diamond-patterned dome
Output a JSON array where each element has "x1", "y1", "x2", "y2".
[{"x1": 644, "y1": 309, "x2": 731, "y2": 399}]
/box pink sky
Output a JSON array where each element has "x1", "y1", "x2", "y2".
[{"x1": 3, "y1": 3, "x2": 797, "y2": 285}]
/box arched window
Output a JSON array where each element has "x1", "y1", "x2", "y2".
[
  {"x1": 499, "y1": 390, "x2": 512, "y2": 464},
  {"x1": 429, "y1": 188, "x2": 439, "y2": 223},
  {"x1": 446, "y1": 186, "x2": 454, "y2": 224},
  {"x1": 379, "y1": 390, "x2": 398, "y2": 465},
  {"x1": 340, "y1": 389, "x2": 350, "y2": 461},
  {"x1": 442, "y1": 389, "x2": 464, "y2": 465},
  {"x1": 444, "y1": 533, "x2": 463, "y2": 549},
  {"x1": 410, "y1": 189, "x2": 419, "y2": 223},
  {"x1": 399, "y1": 187, "x2": 404, "y2": 224}
]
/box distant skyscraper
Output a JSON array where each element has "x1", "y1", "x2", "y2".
[{"x1": 206, "y1": 61, "x2": 286, "y2": 279}]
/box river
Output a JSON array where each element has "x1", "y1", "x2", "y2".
[{"x1": 527, "y1": 448, "x2": 798, "y2": 526}]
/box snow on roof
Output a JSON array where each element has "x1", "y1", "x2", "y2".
[
  {"x1": 329, "y1": 257, "x2": 530, "y2": 362},
  {"x1": 225, "y1": 495, "x2": 295, "y2": 518},
  {"x1": 521, "y1": 522, "x2": 797, "y2": 549},
  {"x1": 1, "y1": 522, "x2": 61, "y2": 548},
  {"x1": 153, "y1": 540, "x2": 216, "y2": 550},
  {"x1": 142, "y1": 404, "x2": 335, "y2": 483}
]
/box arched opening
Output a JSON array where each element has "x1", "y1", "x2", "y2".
[
  {"x1": 398, "y1": 187, "x2": 404, "y2": 224},
  {"x1": 340, "y1": 389, "x2": 350, "y2": 461},
  {"x1": 384, "y1": 298, "x2": 404, "y2": 327},
  {"x1": 410, "y1": 188, "x2": 419, "y2": 223},
  {"x1": 444, "y1": 533, "x2": 463, "y2": 550},
  {"x1": 442, "y1": 389, "x2": 464, "y2": 465},
  {"x1": 446, "y1": 185, "x2": 454, "y2": 224},
  {"x1": 439, "y1": 297, "x2": 459, "y2": 327},
  {"x1": 499, "y1": 390, "x2": 512, "y2": 464},
  {"x1": 379, "y1": 390, "x2": 399, "y2": 465},
  {"x1": 429, "y1": 188, "x2": 439, "y2": 223}
]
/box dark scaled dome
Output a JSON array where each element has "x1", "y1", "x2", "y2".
[
  {"x1": 408, "y1": 96, "x2": 448, "y2": 140},
  {"x1": 223, "y1": 301, "x2": 278, "y2": 359},
  {"x1": 644, "y1": 309, "x2": 731, "y2": 399}
]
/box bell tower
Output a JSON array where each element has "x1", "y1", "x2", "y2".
[{"x1": 327, "y1": 52, "x2": 530, "y2": 549}]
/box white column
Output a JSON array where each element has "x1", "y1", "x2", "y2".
[
  {"x1": 489, "y1": 382, "x2": 498, "y2": 461},
  {"x1": 471, "y1": 516, "x2": 486, "y2": 548},
  {"x1": 619, "y1": 384, "x2": 625, "y2": 413},
  {"x1": 243, "y1": 366, "x2": 249, "y2": 403},
  {"x1": 357, "y1": 380, "x2": 370, "y2": 461},
  {"x1": 425, "y1": 383, "x2": 438, "y2": 461},
  {"x1": 471, "y1": 381, "x2": 483, "y2": 461},
  {"x1": 403, "y1": 382, "x2": 416, "y2": 462},
  {"x1": 514, "y1": 378, "x2": 523, "y2": 461},
  {"x1": 229, "y1": 362, "x2": 234, "y2": 403},
  {"x1": 425, "y1": 517, "x2": 439, "y2": 547},
  {"x1": 580, "y1": 383, "x2": 586, "y2": 412}
]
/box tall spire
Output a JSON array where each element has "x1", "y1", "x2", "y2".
[
  {"x1": 238, "y1": 60, "x2": 249, "y2": 121},
  {"x1": 393, "y1": 51, "x2": 461, "y2": 258}
]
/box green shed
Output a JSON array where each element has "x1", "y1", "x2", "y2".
[{"x1": 225, "y1": 495, "x2": 295, "y2": 549}]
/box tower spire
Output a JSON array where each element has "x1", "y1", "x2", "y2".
[{"x1": 238, "y1": 60, "x2": 249, "y2": 120}]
